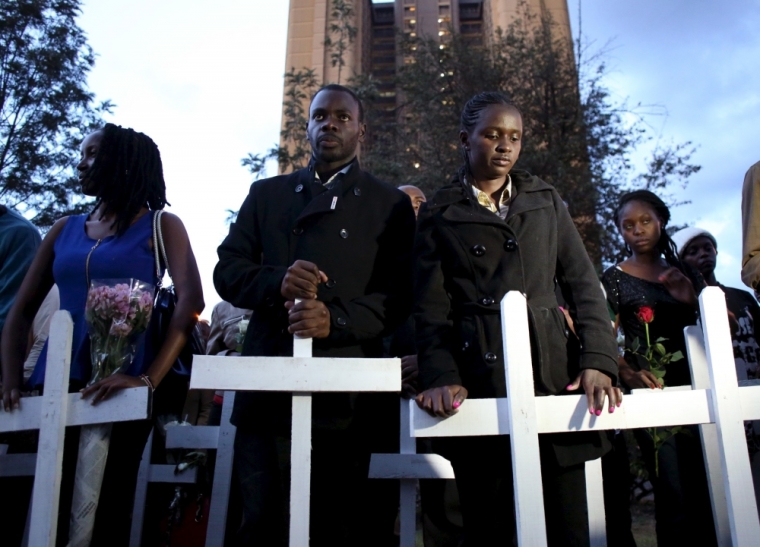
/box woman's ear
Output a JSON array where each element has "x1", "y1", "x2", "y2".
[{"x1": 459, "y1": 130, "x2": 470, "y2": 151}]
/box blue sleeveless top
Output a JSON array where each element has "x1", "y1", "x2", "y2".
[{"x1": 29, "y1": 212, "x2": 160, "y2": 387}]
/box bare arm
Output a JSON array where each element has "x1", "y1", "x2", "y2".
[
  {"x1": 82, "y1": 213, "x2": 205, "y2": 402},
  {"x1": 2, "y1": 218, "x2": 66, "y2": 410}
]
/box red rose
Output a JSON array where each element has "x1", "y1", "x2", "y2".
[{"x1": 636, "y1": 306, "x2": 655, "y2": 324}]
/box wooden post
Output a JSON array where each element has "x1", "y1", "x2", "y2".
[
  {"x1": 28, "y1": 311, "x2": 73, "y2": 547},
  {"x1": 685, "y1": 325, "x2": 732, "y2": 545},
  {"x1": 700, "y1": 287, "x2": 760, "y2": 544},
  {"x1": 204, "y1": 391, "x2": 237, "y2": 547},
  {"x1": 0, "y1": 312, "x2": 150, "y2": 546},
  {"x1": 189, "y1": 339, "x2": 400, "y2": 547},
  {"x1": 398, "y1": 399, "x2": 417, "y2": 547},
  {"x1": 290, "y1": 331, "x2": 313, "y2": 546},
  {"x1": 585, "y1": 458, "x2": 606, "y2": 547},
  {"x1": 408, "y1": 290, "x2": 760, "y2": 546},
  {"x1": 501, "y1": 292, "x2": 547, "y2": 547}
]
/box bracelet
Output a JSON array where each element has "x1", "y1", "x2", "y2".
[{"x1": 139, "y1": 374, "x2": 155, "y2": 393}]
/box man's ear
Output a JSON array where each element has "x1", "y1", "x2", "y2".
[{"x1": 358, "y1": 122, "x2": 367, "y2": 143}]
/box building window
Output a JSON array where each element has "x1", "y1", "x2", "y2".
[{"x1": 460, "y1": 23, "x2": 482, "y2": 35}]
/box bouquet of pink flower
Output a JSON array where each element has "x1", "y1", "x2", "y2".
[
  {"x1": 69, "y1": 278, "x2": 153, "y2": 547},
  {"x1": 85, "y1": 279, "x2": 154, "y2": 384}
]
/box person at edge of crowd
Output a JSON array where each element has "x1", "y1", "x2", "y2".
[
  {"x1": 413, "y1": 91, "x2": 621, "y2": 546},
  {"x1": 0, "y1": 205, "x2": 42, "y2": 547},
  {"x1": 741, "y1": 160, "x2": 760, "y2": 296},
  {"x1": 0, "y1": 203, "x2": 42, "y2": 367},
  {"x1": 673, "y1": 226, "x2": 760, "y2": 514},
  {"x1": 390, "y1": 185, "x2": 465, "y2": 546},
  {"x1": 601, "y1": 190, "x2": 716, "y2": 547},
  {"x1": 399, "y1": 184, "x2": 427, "y2": 219},
  {"x1": 0, "y1": 123, "x2": 204, "y2": 547},
  {"x1": 205, "y1": 300, "x2": 253, "y2": 427},
  {"x1": 214, "y1": 83, "x2": 416, "y2": 547}
]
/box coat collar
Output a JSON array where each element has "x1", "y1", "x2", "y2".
[
  {"x1": 291, "y1": 159, "x2": 363, "y2": 225},
  {"x1": 430, "y1": 170, "x2": 554, "y2": 227}
]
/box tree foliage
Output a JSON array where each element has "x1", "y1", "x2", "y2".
[
  {"x1": 358, "y1": 5, "x2": 699, "y2": 266},
  {"x1": 0, "y1": 0, "x2": 111, "y2": 229},
  {"x1": 243, "y1": 1, "x2": 699, "y2": 265},
  {"x1": 323, "y1": 0, "x2": 357, "y2": 85}
]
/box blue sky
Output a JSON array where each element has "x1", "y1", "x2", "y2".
[{"x1": 78, "y1": 0, "x2": 760, "y2": 317}]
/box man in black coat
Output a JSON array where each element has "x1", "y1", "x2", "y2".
[{"x1": 214, "y1": 85, "x2": 416, "y2": 546}]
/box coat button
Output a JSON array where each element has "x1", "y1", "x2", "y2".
[
  {"x1": 293, "y1": 227, "x2": 303, "y2": 235},
  {"x1": 481, "y1": 297, "x2": 495, "y2": 305},
  {"x1": 336, "y1": 317, "x2": 347, "y2": 326},
  {"x1": 325, "y1": 279, "x2": 337, "y2": 289},
  {"x1": 484, "y1": 352, "x2": 498, "y2": 363},
  {"x1": 470, "y1": 244, "x2": 486, "y2": 256},
  {"x1": 354, "y1": 188, "x2": 361, "y2": 196},
  {"x1": 295, "y1": 184, "x2": 303, "y2": 193},
  {"x1": 505, "y1": 239, "x2": 518, "y2": 252},
  {"x1": 340, "y1": 229, "x2": 348, "y2": 239}
]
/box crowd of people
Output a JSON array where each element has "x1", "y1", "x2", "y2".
[{"x1": 0, "y1": 84, "x2": 759, "y2": 546}]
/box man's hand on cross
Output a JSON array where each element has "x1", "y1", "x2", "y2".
[
  {"x1": 415, "y1": 385, "x2": 468, "y2": 418},
  {"x1": 281, "y1": 260, "x2": 328, "y2": 301},
  {"x1": 285, "y1": 299, "x2": 331, "y2": 339}
]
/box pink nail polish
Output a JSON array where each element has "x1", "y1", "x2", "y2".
[
  {"x1": 595, "y1": 409, "x2": 601, "y2": 416},
  {"x1": 589, "y1": 409, "x2": 594, "y2": 415},
  {"x1": 566, "y1": 384, "x2": 573, "y2": 390},
  {"x1": 453, "y1": 400, "x2": 461, "y2": 409},
  {"x1": 609, "y1": 407, "x2": 615, "y2": 414}
]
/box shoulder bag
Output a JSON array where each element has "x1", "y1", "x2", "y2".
[{"x1": 152, "y1": 210, "x2": 202, "y2": 376}]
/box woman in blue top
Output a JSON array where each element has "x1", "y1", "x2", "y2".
[{"x1": 1, "y1": 123, "x2": 204, "y2": 544}]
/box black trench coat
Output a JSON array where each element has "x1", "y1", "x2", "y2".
[
  {"x1": 414, "y1": 171, "x2": 618, "y2": 465},
  {"x1": 214, "y1": 161, "x2": 416, "y2": 431}
]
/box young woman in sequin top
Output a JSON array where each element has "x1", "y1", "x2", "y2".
[{"x1": 602, "y1": 190, "x2": 715, "y2": 546}]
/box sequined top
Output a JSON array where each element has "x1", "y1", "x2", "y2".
[{"x1": 602, "y1": 266, "x2": 697, "y2": 387}]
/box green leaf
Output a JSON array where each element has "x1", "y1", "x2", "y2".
[
  {"x1": 654, "y1": 343, "x2": 666, "y2": 356},
  {"x1": 656, "y1": 337, "x2": 668, "y2": 343},
  {"x1": 631, "y1": 338, "x2": 640, "y2": 353},
  {"x1": 670, "y1": 351, "x2": 684, "y2": 362},
  {"x1": 652, "y1": 369, "x2": 666, "y2": 379}
]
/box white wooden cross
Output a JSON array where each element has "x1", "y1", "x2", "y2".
[
  {"x1": 409, "y1": 288, "x2": 760, "y2": 546},
  {"x1": 128, "y1": 391, "x2": 238, "y2": 547},
  {"x1": 368, "y1": 398, "x2": 456, "y2": 547},
  {"x1": 0, "y1": 311, "x2": 150, "y2": 547},
  {"x1": 189, "y1": 332, "x2": 401, "y2": 546}
]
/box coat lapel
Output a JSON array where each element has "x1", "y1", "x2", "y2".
[
  {"x1": 295, "y1": 162, "x2": 360, "y2": 225},
  {"x1": 506, "y1": 171, "x2": 554, "y2": 220}
]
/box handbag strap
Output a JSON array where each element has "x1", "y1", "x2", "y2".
[{"x1": 152, "y1": 210, "x2": 172, "y2": 286}]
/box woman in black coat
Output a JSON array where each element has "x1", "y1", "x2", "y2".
[{"x1": 414, "y1": 92, "x2": 622, "y2": 546}]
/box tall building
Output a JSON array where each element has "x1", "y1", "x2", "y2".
[{"x1": 280, "y1": 0, "x2": 572, "y2": 152}]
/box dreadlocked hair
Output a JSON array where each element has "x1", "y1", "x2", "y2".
[
  {"x1": 614, "y1": 190, "x2": 703, "y2": 289},
  {"x1": 457, "y1": 91, "x2": 519, "y2": 208},
  {"x1": 85, "y1": 123, "x2": 168, "y2": 236}
]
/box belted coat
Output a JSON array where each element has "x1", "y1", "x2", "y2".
[
  {"x1": 414, "y1": 170, "x2": 618, "y2": 465},
  {"x1": 214, "y1": 161, "x2": 416, "y2": 431}
]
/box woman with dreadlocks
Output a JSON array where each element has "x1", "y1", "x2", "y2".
[
  {"x1": 602, "y1": 190, "x2": 716, "y2": 546},
  {"x1": 413, "y1": 91, "x2": 621, "y2": 545},
  {"x1": 1, "y1": 123, "x2": 204, "y2": 544}
]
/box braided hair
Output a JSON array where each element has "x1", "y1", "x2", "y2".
[
  {"x1": 458, "y1": 91, "x2": 519, "y2": 205},
  {"x1": 614, "y1": 190, "x2": 704, "y2": 290},
  {"x1": 85, "y1": 123, "x2": 168, "y2": 235}
]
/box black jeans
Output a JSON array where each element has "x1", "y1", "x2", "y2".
[{"x1": 446, "y1": 435, "x2": 590, "y2": 547}]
